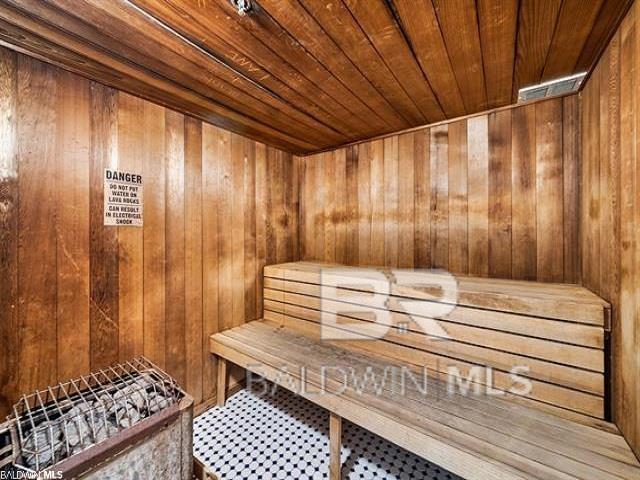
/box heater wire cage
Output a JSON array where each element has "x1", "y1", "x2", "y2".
[{"x1": 6, "y1": 357, "x2": 182, "y2": 473}]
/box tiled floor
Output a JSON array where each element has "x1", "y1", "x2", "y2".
[{"x1": 193, "y1": 386, "x2": 462, "y2": 480}]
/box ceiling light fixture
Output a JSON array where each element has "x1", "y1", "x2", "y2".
[{"x1": 230, "y1": 0, "x2": 252, "y2": 16}]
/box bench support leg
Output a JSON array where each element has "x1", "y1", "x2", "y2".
[
  {"x1": 329, "y1": 412, "x2": 342, "y2": 480},
  {"x1": 216, "y1": 358, "x2": 228, "y2": 407}
]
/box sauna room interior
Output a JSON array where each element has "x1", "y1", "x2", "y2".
[{"x1": 0, "y1": 1, "x2": 639, "y2": 479}]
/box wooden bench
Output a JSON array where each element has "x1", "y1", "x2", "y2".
[{"x1": 210, "y1": 262, "x2": 640, "y2": 480}]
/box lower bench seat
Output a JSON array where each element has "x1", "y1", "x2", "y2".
[{"x1": 211, "y1": 320, "x2": 640, "y2": 480}]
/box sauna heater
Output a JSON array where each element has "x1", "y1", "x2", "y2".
[{"x1": 0, "y1": 357, "x2": 193, "y2": 478}]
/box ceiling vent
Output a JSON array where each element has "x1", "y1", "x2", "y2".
[{"x1": 518, "y1": 72, "x2": 586, "y2": 102}]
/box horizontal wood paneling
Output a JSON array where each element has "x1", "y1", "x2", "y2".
[
  {"x1": 580, "y1": 1, "x2": 640, "y2": 458},
  {"x1": 0, "y1": 0, "x2": 630, "y2": 153},
  {"x1": 0, "y1": 48, "x2": 299, "y2": 417},
  {"x1": 298, "y1": 96, "x2": 580, "y2": 283}
]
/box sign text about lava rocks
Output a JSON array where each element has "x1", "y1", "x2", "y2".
[{"x1": 104, "y1": 169, "x2": 143, "y2": 226}]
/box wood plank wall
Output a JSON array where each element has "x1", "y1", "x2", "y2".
[
  {"x1": 581, "y1": 1, "x2": 640, "y2": 458},
  {"x1": 0, "y1": 48, "x2": 299, "y2": 417},
  {"x1": 297, "y1": 96, "x2": 580, "y2": 283}
]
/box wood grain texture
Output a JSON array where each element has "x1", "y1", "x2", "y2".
[
  {"x1": 383, "y1": 136, "x2": 399, "y2": 267},
  {"x1": 262, "y1": 262, "x2": 609, "y2": 419},
  {"x1": 142, "y1": 100, "x2": 167, "y2": 368},
  {"x1": 117, "y1": 92, "x2": 143, "y2": 362},
  {"x1": 298, "y1": 97, "x2": 577, "y2": 283},
  {"x1": 488, "y1": 109, "x2": 513, "y2": 278},
  {"x1": 56, "y1": 70, "x2": 90, "y2": 379},
  {"x1": 0, "y1": 48, "x2": 18, "y2": 417},
  {"x1": 201, "y1": 122, "x2": 220, "y2": 402},
  {"x1": 0, "y1": 49, "x2": 300, "y2": 415},
  {"x1": 447, "y1": 121, "x2": 468, "y2": 274},
  {"x1": 432, "y1": 0, "x2": 487, "y2": 113},
  {"x1": 89, "y1": 82, "x2": 119, "y2": 370},
  {"x1": 513, "y1": 0, "x2": 563, "y2": 98},
  {"x1": 0, "y1": 0, "x2": 629, "y2": 153},
  {"x1": 184, "y1": 116, "x2": 203, "y2": 404},
  {"x1": 413, "y1": 130, "x2": 430, "y2": 269},
  {"x1": 477, "y1": 0, "x2": 518, "y2": 106},
  {"x1": 535, "y1": 98, "x2": 564, "y2": 282},
  {"x1": 580, "y1": 3, "x2": 640, "y2": 458},
  {"x1": 398, "y1": 134, "x2": 415, "y2": 268},
  {"x1": 430, "y1": 125, "x2": 449, "y2": 269},
  {"x1": 467, "y1": 116, "x2": 489, "y2": 276},
  {"x1": 17, "y1": 54, "x2": 58, "y2": 393},
  {"x1": 165, "y1": 109, "x2": 186, "y2": 385},
  {"x1": 562, "y1": 95, "x2": 581, "y2": 283},
  {"x1": 211, "y1": 315, "x2": 639, "y2": 480},
  {"x1": 511, "y1": 104, "x2": 536, "y2": 281}
]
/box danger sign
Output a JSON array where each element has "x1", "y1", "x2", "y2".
[{"x1": 104, "y1": 168, "x2": 143, "y2": 226}]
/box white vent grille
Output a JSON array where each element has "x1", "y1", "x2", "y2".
[{"x1": 518, "y1": 73, "x2": 586, "y2": 102}]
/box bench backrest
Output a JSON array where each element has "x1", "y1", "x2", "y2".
[{"x1": 262, "y1": 262, "x2": 610, "y2": 422}]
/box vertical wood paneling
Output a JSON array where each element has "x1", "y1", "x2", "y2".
[
  {"x1": 117, "y1": 93, "x2": 143, "y2": 361},
  {"x1": 289, "y1": 154, "x2": 300, "y2": 261},
  {"x1": 201, "y1": 123, "x2": 220, "y2": 402},
  {"x1": 535, "y1": 98, "x2": 564, "y2": 282},
  {"x1": 600, "y1": 36, "x2": 622, "y2": 306},
  {"x1": 17, "y1": 55, "x2": 58, "y2": 393},
  {"x1": 165, "y1": 110, "x2": 186, "y2": 385},
  {"x1": 142, "y1": 101, "x2": 166, "y2": 368},
  {"x1": 244, "y1": 138, "x2": 257, "y2": 323},
  {"x1": 398, "y1": 133, "x2": 415, "y2": 268},
  {"x1": 345, "y1": 146, "x2": 359, "y2": 265},
  {"x1": 467, "y1": 116, "x2": 489, "y2": 276},
  {"x1": 447, "y1": 121, "x2": 468, "y2": 274},
  {"x1": 430, "y1": 125, "x2": 449, "y2": 269},
  {"x1": 511, "y1": 104, "x2": 537, "y2": 280},
  {"x1": 357, "y1": 142, "x2": 372, "y2": 265},
  {"x1": 370, "y1": 140, "x2": 385, "y2": 266},
  {"x1": 230, "y1": 133, "x2": 247, "y2": 387},
  {"x1": 618, "y1": 9, "x2": 636, "y2": 446},
  {"x1": 217, "y1": 128, "x2": 232, "y2": 333},
  {"x1": 312, "y1": 152, "x2": 325, "y2": 262},
  {"x1": 184, "y1": 117, "x2": 203, "y2": 404},
  {"x1": 0, "y1": 48, "x2": 18, "y2": 417},
  {"x1": 299, "y1": 155, "x2": 309, "y2": 261},
  {"x1": 299, "y1": 97, "x2": 576, "y2": 286},
  {"x1": 581, "y1": 63, "x2": 601, "y2": 293},
  {"x1": 231, "y1": 134, "x2": 246, "y2": 329},
  {"x1": 488, "y1": 110, "x2": 512, "y2": 278},
  {"x1": 632, "y1": 2, "x2": 640, "y2": 451},
  {"x1": 414, "y1": 130, "x2": 430, "y2": 269},
  {"x1": 271, "y1": 148, "x2": 288, "y2": 263},
  {"x1": 334, "y1": 148, "x2": 347, "y2": 265},
  {"x1": 89, "y1": 83, "x2": 119, "y2": 370},
  {"x1": 323, "y1": 150, "x2": 336, "y2": 263},
  {"x1": 383, "y1": 136, "x2": 399, "y2": 267},
  {"x1": 56, "y1": 71, "x2": 90, "y2": 380},
  {"x1": 0, "y1": 49, "x2": 300, "y2": 414},
  {"x1": 255, "y1": 142, "x2": 267, "y2": 317},
  {"x1": 580, "y1": 3, "x2": 640, "y2": 457},
  {"x1": 563, "y1": 95, "x2": 580, "y2": 283}
]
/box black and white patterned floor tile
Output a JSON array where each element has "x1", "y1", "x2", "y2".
[{"x1": 193, "y1": 386, "x2": 463, "y2": 480}]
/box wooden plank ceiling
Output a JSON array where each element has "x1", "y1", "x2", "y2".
[{"x1": 0, "y1": 0, "x2": 631, "y2": 154}]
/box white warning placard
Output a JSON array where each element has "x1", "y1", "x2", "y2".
[{"x1": 104, "y1": 169, "x2": 143, "y2": 226}]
